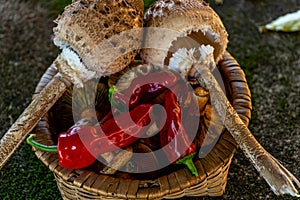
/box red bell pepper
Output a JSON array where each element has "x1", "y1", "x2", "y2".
[{"x1": 57, "y1": 128, "x2": 96, "y2": 169}]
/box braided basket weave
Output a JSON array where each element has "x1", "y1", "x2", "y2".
[{"x1": 30, "y1": 51, "x2": 252, "y2": 199}]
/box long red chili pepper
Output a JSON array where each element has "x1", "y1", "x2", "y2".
[
  {"x1": 111, "y1": 70, "x2": 178, "y2": 111},
  {"x1": 27, "y1": 104, "x2": 153, "y2": 169},
  {"x1": 160, "y1": 90, "x2": 198, "y2": 176},
  {"x1": 86, "y1": 104, "x2": 153, "y2": 153}
]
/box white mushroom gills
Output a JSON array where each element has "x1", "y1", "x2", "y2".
[{"x1": 60, "y1": 47, "x2": 96, "y2": 87}]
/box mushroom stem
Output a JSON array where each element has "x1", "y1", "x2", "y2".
[
  {"x1": 167, "y1": 45, "x2": 300, "y2": 196},
  {"x1": 192, "y1": 64, "x2": 300, "y2": 197},
  {"x1": 0, "y1": 56, "x2": 73, "y2": 170},
  {"x1": 186, "y1": 48, "x2": 300, "y2": 197}
]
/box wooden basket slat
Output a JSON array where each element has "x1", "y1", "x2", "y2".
[
  {"x1": 77, "y1": 190, "x2": 103, "y2": 200},
  {"x1": 73, "y1": 170, "x2": 95, "y2": 188},
  {"x1": 207, "y1": 187, "x2": 224, "y2": 197},
  {"x1": 125, "y1": 179, "x2": 140, "y2": 199},
  {"x1": 82, "y1": 172, "x2": 99, "y2": 191},
  {"x1": 173, "y1": 169, "x2": 192, "y2": 190},
  {"x1": 115, "y1": 179, "x2": 134, "y2": 199},
  {"x1": 235, "y1": 106, "x2": 252, "y2": 118},
  {"x1": 231, "y1": 92, "x2": 252, "y2": 106},
  {"x1": 185, "y1": 174, "x2": 207, "y2": 191},
  {"x1": 39, "y1": 152, "x2": 57, "y2": 166},
  {"x1": 199, "y1": 152, "x2": 223, "y2": 177},
  {"x1": 222, "y1": 67, "x2": 247, "y2": 83},
  {"x1": 225, "y1": 64, "x2": 246, "y2": 74},
  {"x1": 219, "y1": 60, "x2": 240, "y2": 69},
  {"x1": 89, "y1": 175, "x2": 110, "y2": 195},
  {"x1": 235, "y1": 107, "x2": 252, "y2": 119},
  {"x1": 232, "y1": 91, "x2": 252, "y2": 101},
  {"x1": 207, "y1": 183, "x2": 226, "y2": 194},
  {"x1": 164, "y1": 189, "x2": 185, "y2": 199},
  {"x1": 212, "y1": 143, "x2": 232, "y2": 164},
  {"x1": 220, "y1": 165, "x2": 230, "y2": 184},
  {"x1": 54, "y1": 174, "x2": 75, "y2": 199},
  {"x1": 207, "y1": 172, "x2": 225, "y2": 188},
  {"x1": 147, "y1": 187, "x2": 164, "y2": 200},
  {"x1": 136, "y1": 187, "x2": 150, "y2": 199},
  {"x1": 238, "y1": 115, "x2": 251, "y2": 126},
  {"x1": 233, "y1": 95, "x2": 252, "y2": 105},
  {"x1": 56, "y1": 167, "x2": 76, "y2": 181},
  {"x1": 211, "y1": 137, "x2": 236, "y2": 161},
  {"x1": 64, "y1": 169, "x2": 82, "y2": 182},
  {"x1": 183, "y1": 181, "x2": 208, "y2": 196},
  {"x1": 231, "y1": 81, "x2": 251, "y2": 97},
  {"x1": 166, "y1": 172, "x2": 183, "y2": 194},
  {"x1": 216, "y1": 140, "x2": 236, "y2": 159},
  {"x1": 157, "y1": 175, "x2": 171, "y2": 195},
  {"x1": 221, "y1": 132, "x2": 238, "y2": 147},
  {"x1": 105, "y1": 177, "x2": 121, "y2": 197},
  {"x1": 207, "y1": 165, "x2": 223, "y2": 182},
  {"x1": 192, "y1": 159, "x2": 206, "y2": 180},
  {"x1": 48, "y1": 158, "x2": 60, "y2": 171},
  {"x1": 182, "y1": 167, "x2": 200, "y2": 187}
]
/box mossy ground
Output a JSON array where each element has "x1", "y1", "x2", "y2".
[{"x1": 0, "y1": 0, "x2": 299, "y2": 199}]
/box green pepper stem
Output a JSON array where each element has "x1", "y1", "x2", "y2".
[
  {"x1": 108, "y1": 86, "x2": 127, "y2": 113},
  {"x1": 176, "y1": 153, "x2": 199, "y2": 176},
  {"x1": 26, "y1": 134, "x2": 57, "y2": 152},
  {"x1": 108, "y1": 85, "x2": 117, "y2": 104}
]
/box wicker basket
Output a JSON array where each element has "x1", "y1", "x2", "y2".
[{"x1": 30, "y1": 51, "x2": 252, "y2": 199}]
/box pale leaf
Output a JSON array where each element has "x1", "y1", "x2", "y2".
[{"x1": 259, "y1": 9, "x2": 300, "y2": 32}]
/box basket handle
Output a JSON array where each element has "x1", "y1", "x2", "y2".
[{"x1": 0, "y1": 72, "x2": 70, "y2": 170}]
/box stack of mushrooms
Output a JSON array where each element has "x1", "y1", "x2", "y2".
[{"x1": 0, "y1": 0, "x2": 299, "y2": 198}]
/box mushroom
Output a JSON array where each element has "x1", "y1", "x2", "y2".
[
  {"x1": 0, "y1": 0, "x2": 144, "y2": 169},
  {"x1": 142, "y1": 0, "x2": 300, "y2": 197},
  {"x1": 141, "y1": 0, "x2": 228, "y2": 67},
  {"x1": 53, "y1": 0, "x2": 144, "y2": 83}
]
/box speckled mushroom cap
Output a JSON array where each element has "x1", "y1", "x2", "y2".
[
  {"x1": 141, "y1": 0, "x2": 228, "y2": 66},
  {"x1": 53, "y1": 0, "x2": 144, "y2": 77}
]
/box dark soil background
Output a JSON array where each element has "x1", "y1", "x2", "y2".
[{"x1": 0, "y1": 0, "x2": 299, "y2": 199}]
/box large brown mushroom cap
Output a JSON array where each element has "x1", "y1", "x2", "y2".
[
  {"x1": 141, "y1": 0, "x2": 228, "y2": 66},
  {"x1": 53, "y1": 0, "x2": 144, "y2": 77}
]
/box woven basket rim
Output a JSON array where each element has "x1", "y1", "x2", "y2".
[{"x1": 31, "y1": 51, "x2": 252, "y2": 199}]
